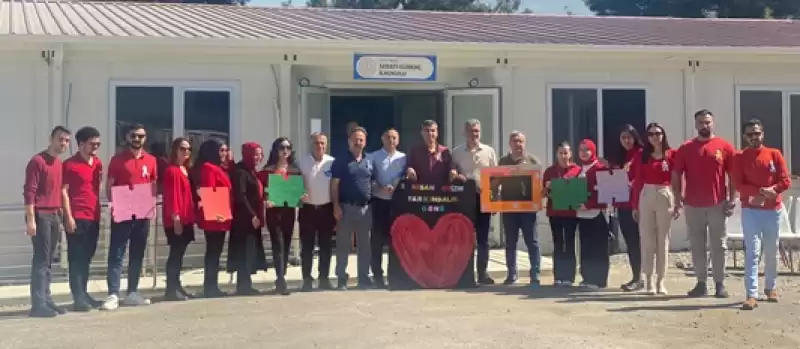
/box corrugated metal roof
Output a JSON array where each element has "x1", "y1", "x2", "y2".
[{"x1": 3, "y1": 0, "x2": 800, "y2": 47}]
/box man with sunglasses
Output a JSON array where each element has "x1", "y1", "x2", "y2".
[
  {"x1": 101, "y1": 124, "x2": 157, "y2": 310},
  {"x1": 732, "y1": 119, "x2": 791, "y2": 310},
  {"x1": 61, "y1": 126, "x2": 104, "y2": 312}
]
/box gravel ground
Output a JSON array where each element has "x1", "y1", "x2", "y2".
[{"x1": 1, "y1": 251, "x2": 799, "y2": 349}]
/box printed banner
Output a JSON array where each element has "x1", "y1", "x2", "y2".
[
  {"x1": 480, "y1": 165, "x2": 544, "y2": 213},
  {"x1": 388, "y1": 181, "x2": 477, "y2": 290}
]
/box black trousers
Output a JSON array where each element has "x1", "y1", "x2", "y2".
[
  {"x1": 549, "y1": 216, "x2": 578, "y2": 283},
  {"x1": 370, "y1": 198, "x2": 392, "y2": 278},
  {"x1": 266, "y1": 207, "x2": 295, "y2": 280},
  {"x1": 617, "y1": 208, "x2": 641, "y2": 281},
  {"x1": 66, "y1": 219, "x2": 100, "y2": 303},
  {"x1": 298, "y1": 203, "x2": 335, "y2": 280},
  {"x1": 203, "y1": 231, "x2": 227, "y2": 290},
  {"x1": 165, "y1": 225, "x2": 195, "y2": 291},
  {"x1": 29, "y1": 212, "x2": 61, "y2": 310},
  {"x1": 578, "y1": 214, "x2": 611, "y2": 288}
]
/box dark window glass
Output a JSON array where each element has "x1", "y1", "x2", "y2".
[
  {"x1": 551, "y1": 89, "x2": 597, "y2": 163},
  {"x1": 601, "y1": 89, "x2": 647, "y2": 165},
  {"x1": 740, "y1": 90, "x2": 783, "y2": 151},
  {"x1": 184, "y1": 90, "x2": 231, "y2": 146},
  {"x1": 115, "y1": 86, "x2": 173, "y2": 156}
]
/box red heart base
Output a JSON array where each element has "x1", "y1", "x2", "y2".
[{"x1": 390, "y1": 213, "x2": 475, "y2": 288}]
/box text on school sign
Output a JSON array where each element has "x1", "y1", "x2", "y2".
[{"x1": 353, "y1": 54, "x2": 437, "y2": 81}]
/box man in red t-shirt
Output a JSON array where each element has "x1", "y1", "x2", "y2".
[
  {"x1": 101, "y1": 124, "x2": 157, "y2": 311},
  {"x1": 24, "y1": 126, "x2": 70, "y2": 318},
  {"x1": 672, "y1": 109, "x2": 737, "y2": 299},
  {"x1": 61, "y1": 126, "x2": 103, "y2": 312}
]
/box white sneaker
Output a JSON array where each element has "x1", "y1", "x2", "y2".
[
  {"x1": 656, "y1": 281, "x2": 668, "y2": 295},
  {"x1": 123, "y1": 292, "x2": 151, "y2": 306},
  {"x1": 99, "y1": 295, "x2": 119, "y2": 311},
  {"x1": 554, "y1": 280, "x2": 563, "y2": 287}
]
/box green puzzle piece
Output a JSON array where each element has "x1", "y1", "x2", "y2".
[
  {"x1": 550, "y1": 177, "x2": 590, "y2": 210},
  {"x1": 265, "y1": 174, "x2": 305, "y2": 208}
]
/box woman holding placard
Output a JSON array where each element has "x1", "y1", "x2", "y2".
[
  {"x1": 631, "y1": 123, "x2": 677, "y2": 295},
  {"x1": 543, "y1": 142, "x2": 582, "y2": 287},
  {"x1": 162, "y1": 137, "x2": 197, "y2": 301},
  {"x1": 259, "y1": 137, "x2": 303, "y2": 296},
  {"x1": 194, "y1": 139, "x2": 233, "y2": 298},
  {"x1": 612, "y1": 125, "x2": 645, "y2": 292},
  {"x1": 575, "y1": 139, "x2": 611, "y2": 289}
]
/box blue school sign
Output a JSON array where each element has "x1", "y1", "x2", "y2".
[{"x1": 353, "y1": 54, "x2": 437, "y2": 82}]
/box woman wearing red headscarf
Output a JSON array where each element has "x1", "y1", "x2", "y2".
[
  {"x1": 162, "y1": 137, "x2": 196, "y2": 301},
  {"x1": 575, "y1": 139, "x2": 611, "y2": 289},
  {"x1": 227, "y1": 142, "x2": 269, "y2": 295}
]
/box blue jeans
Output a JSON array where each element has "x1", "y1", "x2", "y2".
[
  {"x1": 502, "y1": 213, "x2": 540, "y2": 280},
  {"x1": 107, "y1": 219, "x2": 150, "y2": 296},
  {"x1": 742, "y1": 208, "x2": 781, "y2": 298}
]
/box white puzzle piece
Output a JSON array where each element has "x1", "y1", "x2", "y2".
[{"x1": 596, "y1": 169, "x2": 630, "y2": 205}]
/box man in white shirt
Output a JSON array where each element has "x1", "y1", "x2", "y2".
[
  {"x1": 297, "y1": 132, "x2": 336, "y2": 291},
  {"x1": 367, "y1": 129, "x2": 406, "y2": 288},
  {"x1": 452, "y1": 119, "x2": 498, "y2": 285}
]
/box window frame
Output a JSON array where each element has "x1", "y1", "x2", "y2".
[
  {"x1": 546, "y1": 84, "x2": 650, "y2": 166},
  {"x1": 735, "y1": 85, "x2": 799, "y2": 174},
  {"x1": 109, "y1": 80, "x2": 241, "y2": 156}
]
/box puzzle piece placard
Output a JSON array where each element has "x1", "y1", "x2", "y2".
[
  {"x1": 265, "y1": 174, "x2": 305, "y2": 208},
  {"x1": 549, "y1": 177, "x2": 589, "y2": 210},
  {"x1": 596, "y1": 169, "x2": 630, "y2": 205}
]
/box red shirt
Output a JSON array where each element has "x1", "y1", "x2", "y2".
[
  {"x1": 196, "y1": 162, "x2": 233, "y2": 232},
  {"x1": 108, "y1": 150, "x2": 158, "y2": 187},
  {"x1": 732, "y1": 146, "x2": 791, "y2": 210},
  {"x1": 542, "y1": 163, "x2": 582, "y2": 217},
  {"x1": 162, "y1": 165, "x2": 196, "y2": 228},
  {"x1": 62, "y1": 154, "x2": 103, "y2": 221},
  {"x1": 674, "y1": 137, "x2": 735, "y2": 207},
  {"x1": 23, "y1": 152, "x2": 62, "y2": 212},
  {"x1": 406, "y1": 144, "x2": 453, "y2": 185},
  {"x1": 630, "y1": 149, "x2": 676, "y2": 209}
]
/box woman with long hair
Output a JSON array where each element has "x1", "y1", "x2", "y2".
[
  {"x1": 228, "y1": 142, "x2": 269, "y2": 295},
  {"x1": 631, "y1": 123, "x2": 677, "y2": 295},
  {"x1": 614, "y1": 124, "x2": 645, "y2": 292},
  {"x1": 543, "y1": 142, "x2": 582, "y2": 287},
  {"x1": 258, "y1": 137, "x2": 302, "y2": 295},
  {"x1": 575, "y1": 139, "x2": 611, "y2": 289},
  {"x1": 162, "y1": 137, "x2": 196, "y2": 301},
  {"x1": 193, "y1": 139, "x2": 232, "y2": 298}
]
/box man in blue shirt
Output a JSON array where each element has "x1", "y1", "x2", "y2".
[
  {"x1": 331, "y1": 126, "x2": 375, "y2": 290},
  {"x1": 367, "y1": 129, "x2": 406, "y2": 288}
]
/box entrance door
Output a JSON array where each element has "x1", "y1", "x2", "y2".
[
  {"x1": 299, "y1": 86, "x2": 330, "y2": 156},
  {"x1": 444, "y1": 88, "x2": 501, "y2": 152}
]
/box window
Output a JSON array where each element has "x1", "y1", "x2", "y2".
[
  {"x1": 738, "y1": 89, "x2": 800, "y2": 176},
  {"x1": 550, "y1": 87, "x2": 647, "y2": 164},
  {"x1": 113, "y1": 83, "x2": 235, "y2": 158}
]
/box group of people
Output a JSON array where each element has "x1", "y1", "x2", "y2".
[{"x1": 21, "y1": 108, "x2": 788, "y2": 318}]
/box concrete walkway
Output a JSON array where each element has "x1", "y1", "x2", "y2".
[{"x1": 0, "y1": 251, "x2": 551, "y2": 306}]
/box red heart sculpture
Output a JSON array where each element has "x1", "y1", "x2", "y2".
[{"x1": 391, "y1": 213, "x2": 475, "y2": 288}]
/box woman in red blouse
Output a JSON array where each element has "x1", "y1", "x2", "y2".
[
  {"x1": 631, "y1": 123, "x2": 677, "y2": 295},
  {"x1": 612, "y1": 124, "x2": 645, "y2": 292},
  {"x1": 162, "y1": 137, "x2": 196, "y2": 301},
  {"x1": 575, "y1": 139, "x2": 611, "y2": 289},
  {"x1": 543, "y1": 142, "x2": 582, "y2": 287},
  {"x1": 194, "y1": 139, "x2": 232, "y2": 298},
  {"x1": 258, "y1": 137, "x2": 303, "y2": 296}
]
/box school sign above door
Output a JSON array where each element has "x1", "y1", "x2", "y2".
[{"x1": 353, "y1": 54, "x2": 437, "y2": 82}]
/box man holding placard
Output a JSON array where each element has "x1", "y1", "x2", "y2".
[
  {"x1": 102, "y1": 124, "x2": 157, "y2": 310},
  {"x1": 497, "y1": 131, "x2": 542, "y2": 286},
  {"x1": 452, "y1": 119, "x2": 498, "y2": 285}
]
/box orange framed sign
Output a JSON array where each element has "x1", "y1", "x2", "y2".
[{"x1": 480, "y1": 165, "x2": 544, "y2": 213}]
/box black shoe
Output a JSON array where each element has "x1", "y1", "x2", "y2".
[
  {"x1": 621, "y1": 280, "x2": 644, "y2": 292},
  {"x1": 164, "y1": 289, "x2": 189, "y2": 302},
  {"x1": 235, "y1": 288, "x2": 263, "y2": 296},
  {"x1": 203, "y1": 288, "x2": 228, "y2": 298},
  {"x1": 72, "y1": 301, "x2": 92, "y2": 312},
  {"x1": 357, "y1": 277, "x2": 373, "y2": 290},
  {"x1": 318, "y1": 278, "x2": 334, "y2": 290},
  {"x1": 46, "y1": 301, "x2": 67, "y2": 315},
  {"x1": 276, "y1": 279, "x2": 291, "y2": 296},
  {"x1": 477, "y1": 275, "x2": 496, "y2": 285},
  {"x1": 503, "y1": 274, "x2": 518, "y2": 286},
  {"x1": 714, "y1": 282, "x2": 730, "y2": 298},
  {"x1": 29, "y1": 307, "x2": 58, "y2": 318},
  {"x1": 373, "y1": 276, "x2": 387, "y2": 289},
  {"x1": 687, "y1": 282, "x2": 708, "y2": 297},
  {"x1": 178, "y1": 286, "x2": 196, "y2": 299},
  {"x1": 86, "y1": 295, "x2": 104, "y2": 308},
  {"x1": 337, "y1": 278, "x2": 348, "y2": 290},
  {"x1": 300, "y1": 279, "x2": 314, "y2": 292}
]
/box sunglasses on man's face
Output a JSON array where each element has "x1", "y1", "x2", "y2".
[
  {"x1": 130, "y1": 133, "x2": 146, "y2": 140},
  {"x1": 745, "y1": 132, "x2": 762, "y2": 137},
  {"x1": 86, "y1": 141, "x2": 101, "y2": 148}
]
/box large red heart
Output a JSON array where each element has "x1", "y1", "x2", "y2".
[{"x1": 391, "y1": 213, "x2": 475, "y2": 288}]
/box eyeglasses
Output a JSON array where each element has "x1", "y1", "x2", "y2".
[
  {"x1": 745, "y1": 132, "x2": 762, "y2": 137},
  {"x1": 219, "y1": 148, "x2": 229, "y2": 153},
  {"x1": 179, "y1": 146, "x2": 192, "y2": 152},
  {"x1": 130, "y1": 134, "x2": 146, "y2": 140},
  {"x1": 279, "y1": 145, "x2": 292, "y2": 151},
  {"x1": 647, "y1": 132, "x2": 664, "y2": 137},
  {"x1": 87, "y1": 141, "x2": 101, "y2": 148}
]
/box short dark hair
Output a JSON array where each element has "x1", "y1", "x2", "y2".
[
  {"x1": 421, "y1": 120, "x2": 438, "y2": 129},
  {"x1": 75, "y1": 126, "x2": 100, "y2": 144},
  {"x1": 125, "y1": 123, "x2": 146, "y2": 135},
  {"x1": 694, "y1": 109, "x2": 713, "y2": 119},
  {"x1": 50, "y1": 126, "x2": 70, "y2": 139},
  {"x1": 743, "y1": 118, "x2": 763, "y2": 132},
  {"x1": 349, "y1": 126, "x2": 367, "y2": 137}
]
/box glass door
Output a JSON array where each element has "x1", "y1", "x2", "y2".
[
  {"x1": 299, "y1": 86, "x2": 330, "y2": 156},
  {"x1": 444, "y1": 87, "x2": 501, "y2": 152}
]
